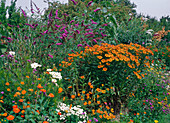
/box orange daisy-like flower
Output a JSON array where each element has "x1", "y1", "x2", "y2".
[
  {"x1": 80, "y1": 76, "x2": 85, "y2": 79},
  {"x1": 37, "y1": 84, "x2": 43, "y2": 89},
  {"x1": 71, "y1": 95, "x2": 75, "y2": 99},
  {"x1": 7, "y1": 88, "x2": 10, "y2": 91},
  {"x1": 17, "y1": 87, "x2": 22, "y2": 91},
  {"x1": 26, "y1": 76, "x2": 30, "y2": 78},
  {"x1": 28, "y1": 89, "x2": 33, "y2": 92},
  {"x1": 43, "y1": 121, "x2": 49, "y2": 123},
  {"x1": 49, "y1": 93, "x2": 54, "y2": 98},
  {"x1": 21, "y1": 90, "x2": 26, "y2": 95},
  {"x1": 6, "y1": 115, "x2": 15, "y2": 120},
  {"x1": 58, "y1": 88, "x2": 63, "y2": 93},
  {"x1": 20, "y1": 82, "x2": 24, "y2": 85},
  {"x1": 40, "y1": 89, "x2": 46, "y2": 93},
  {"x1": 5, "y1": 82, "x2": 10, "y2": 86},
  {"x1": 19, "y1": 99, "x2": 23, "y2": 102},
  {"x1": 12, "y1": 105, "x2": 18, "y2": 108},
  {"x1": 103, "y1": 67, "x2": 107, "y2": 71},
  {"x1": 13, "y1": 108, "x2": 20, "y2": 113},
  {"x1": 3, "y1": 113, "x2": 7, "y2": 116}
]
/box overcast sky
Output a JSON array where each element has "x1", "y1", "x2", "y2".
[{"x1": 5, "y1": 0, "x2": 170, "y2": 20}]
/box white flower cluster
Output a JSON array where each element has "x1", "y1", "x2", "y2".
[
  {"x1": 9, "y1": 51, "x2": 15, "y2": 56},
  {"x1": 146, "y1": 29, "x2": 154, "y2": 35},
  {"x1": 31, "y1": 62, "x2": 42, "y2": 69},
  {"x1": 56, "y1": 102, "x2": 88, "y2": 122},
  {"x1": 47, "y1": 69, "x2": 62, "y2": 86}
]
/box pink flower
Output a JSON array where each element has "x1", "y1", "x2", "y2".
[
  {"x1": 77, "y1": 44, "x2": 82, "y2": 47},
  {"x1": 94, "y1": 9, "x2": 100, "y2": 12},
  {"x1": 21, "y1": 9, "x2": 26, "y2": 17},
  {"x1": 71, "y1": 0, "x2": 77, "y2": 5},
  {"x1": 93, "y1": 39, "x2": 97, "y2": 43},
  {"x1": 88, "y1": 1, "x2": 93, "y2": 6},
  {"x1": 55, "y1": 10, "x2": 58, "y2": 18},
  {"x1": 56, "y1": 43, "x2": 63, "y2": 45},
  {"x1": 48, "y1": 54, "x2": 53, "y2": 58}
]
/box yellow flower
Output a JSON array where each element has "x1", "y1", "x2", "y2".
[
  {"x1": 154, "y1": 120, "x2": 158, "y2": 123},
  {"x1": 120, "y1": 113, "x2": 123, "y2": 115}
]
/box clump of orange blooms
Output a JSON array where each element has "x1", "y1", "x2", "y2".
[{"x1": 62, "y1": 43, "x2": 153, "y2": 79}]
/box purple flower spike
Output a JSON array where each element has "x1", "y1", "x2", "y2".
[
  {"x1": 1, "y1": 91, "x2": 4, "y2": 94},
  {"x1": 12, "y1": 101, "x2": 15, "y2": 103},
  {"x1": 48, "y1": 54, "x2": 53, "y2": 58},
  {"x1": 21, "y1": 9, "x2": 27, "y2": 17},
  {"x1": 55, "y1": 9, "x2": 58, "y2": 18},
  {"x1": 56, "y1": 43, "x2": 63, "y2": 45},
  {"x1": 44, "y1": 30, "x2": 48, "y2": 34},
  {"x1": 71, "y1": 0, "x2": 77, "y2": 5},
  {"x1": 77, "y1": 44, "x2": 82, "y2": 47},
  {"x1": 76, "y1": 30, "x2": 80, "y2": 34},
  {"x1": 0, "y1": 55, "x2": 4, "y2": 57},
  {"x1": 27, "y1": 59, "x2": 31, "y2": 62},
  {"x1": 94, "y1": 9, "x2": 100, "y2": 12},
  {"x1": 93, "y1": 39, "x2": 97, "y2": 43},
  {"x1": 88, "y1": 1, "x2": 93, "y2": 6},
  {"x1": 94, "y1": 118, "x2": 98, "y2": 122}
]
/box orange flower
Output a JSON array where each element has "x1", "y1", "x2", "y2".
[
  {"x1": 88, "y1": 101, "x2": 92, "y2": 105},
  {"x1": 26, "y1": 76, "x2": 30, "y2": 78},
  {"x1": 12, "y1": 105, "x2": 18, "y2": 108},
  {"x1": 78, "y1": 93, "x2": 81, "y2": 96},
  {"x1": 71, "y1": 95, "x2": 75, "y2": 99},
  {"x1": 7, "y1": 88, "x2": 10, "y2": 91},
  {"x1": 137, "y1": 113, "x2": 139, "y2": 115},
  {"x1": 58, "y1": 88, "x2": 63, "y2": 93},
  {"x1": 80, "y1": 76, "x2": 85, "y2": 79},
  {"x1": 17, "y1": 87, "x2": 22, "y2": 91},
  {"x1": 97, "y1": 56, "x2": 103, "y2": 59},
  {"x1": 20, "y1": 82, "x2": 24, "y2": 85},
  {"x1": 99, "y1": 115, "x2": 103, "y2": 118},
  {"x1": 21, "y1": 90, "x2": 26, "y2": 95},
  {"x1": 68, "y1": 86, "x2": 72, "y2": 88},
  {"x1": 37, "y1": 78, "x2": 41, "y2": 80},
  {"x1": 97, "y1": 101, "x2": 100, "y2": 104},
  {"x1": 103, "y1": 67, "x2": 107, "y2": 71},
  {"x1": 92, "y1": 109, "x2": 95, "y2": 114},
  {"x1": 19, "y1": 99, "x2": 23, "y2": 102},
  {"x1": 88, "y1": 82, "x2": 91, "y2": 86},
  {"x1": 6, "y1": 115, "x2": 15, "y2": 120},
  {"x1": 43, "y1": 121, "x2": 49, "y2": 123},
  {"x1": 28, "y1": 89, "x2": 33, "y2": 92},
  {"x1": 84, "y1": 102, "x2": 87, "y2": 105},
  {"x1": 63, "y1": 97, "x2": 65, "y2": 101},
  {"x1": 3, "y1": 112, "x2": 7, "y2": 116},
  {"x1": 36, "y1": 110, "x2": 40, "y2": 114},
  {"x1": 21, "y1": 110, "x2": 25, "y2": 114},
  {"x1": 49, "y1": 93, "x2": 54, "y2": 98},
  {"x1": 37, "y1": 84, "x2": 43, "y2": 89},
  {"x1": 5, "y1": 82, "x2": 10, "y2": 85},
  {"x1": 90, "y1": 85, "x2": 93, "y2": 88},
  {"x1": 144, "y1": 112, "x2": 146, "y2": 114},
  {"x1": 58, "y1": 112, "x2": 61, "y2": 115},
  {"x1": 40, "y1": 89, "x2": 46, "y2": 92},
  {"x1": 13, "y1": 108, "x2": 20, "y2": 113},
  {"x1": 82, "y1": 91, "x2": 85, "y2": 94}
]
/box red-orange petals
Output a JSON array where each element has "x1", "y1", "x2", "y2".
[
  {"x1": 7, "y1": 115, "x2": 15, "y2": 120},
  {"x1": 13, "y1": 108, "x2": 20, "y2": 113},
  {"x1": 49, "y1": 93, "x2": 54, "y2": 98},
  {"x1": 37, "y1": 84, "x2": 43, "y2": 89}
]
